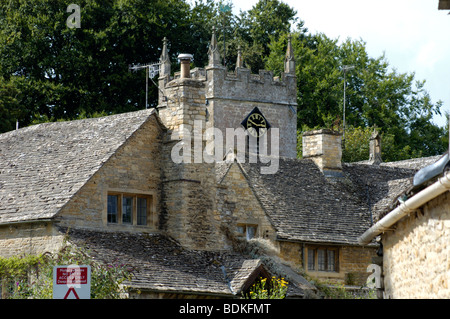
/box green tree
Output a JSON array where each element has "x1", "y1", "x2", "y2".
[
  {"x1": 0, "y1": 0, "x2": 203, "y2": 130},
  {"x1": 0, "y1": 76, "x2": 26, "y2": 132},
  {"x1": 236, "y1": 0, "x2": 301, "y2": 72},
  {"x1": 267, "y1": 32, "x2": 446, "y2": 162},
  {"x1": 341, "y1": 126, "x2": 372, "y2": 163},
  {"x1": 1, "y1": 0, "x2": 445, "y2": 163}
]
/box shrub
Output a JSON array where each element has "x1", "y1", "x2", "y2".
[
  {"x1": 0, "y1": 241, "x2": 134, "y2": 299},
  {"x1": 243, "y1": 276, "x2": 288, "y2": 299}
]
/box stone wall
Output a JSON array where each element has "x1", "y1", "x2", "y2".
[
  {"x1": 382, "y1": 191, "x2": 450, "y2": 298},
  {"x1": 0, "y1": 222, "x2": 64, "y2": 258},
  {"x1": 278, "y1": 241, "x2": 303, "y2": 266},
  {"x1": 158, "y1": 77, "x2": 221, "y2": 250},
  {"x1": 217, "y1": 163, "x2": 276, "y2": 246},
  {"x1": 340, "y1": 245, "x2": 376, "y2": 285},
  {"x1": 206, "y1": 67, "x2": 297, "y2": 159},
  {"x1": 57, "y1": 115, "x2": 163, "y2": 232},
  {"x1": 158, "y1": 77, "x2": 207, "y2": 138},
  {"x1": 155, "y1": 58, "x2": 298, "y2": 249}
]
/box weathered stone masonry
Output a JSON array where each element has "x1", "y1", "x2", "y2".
[
  {"x1": 382, "y1": 191, "x2": 450, "y2": 298},
  {"x1": 56, "y1": 115, "x2": 164, "y2": 232},
  {"x1": 158, "y1": 76, "x2": 220, "y2": 250},
  {"x1": 0, "y1": 222, "x2": 64, "y2": 258},
  {"x1": 205, "y1": 66, "x2": 297, "y2": 159}
]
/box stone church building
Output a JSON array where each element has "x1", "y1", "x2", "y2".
[{"x1": 0, "y1": 32, "x2": 439, "y2": 298}]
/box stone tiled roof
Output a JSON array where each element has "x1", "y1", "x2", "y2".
[
  {"x1": 1, "y1": 105, "x2": 441, "y2": 260},
  {"x1": 62, "y1": 227, "x2": 314, "y2": 298},
  {"x1": 234, "y1": 155, "x2": 440, "y2": 245},
  {"x1": 237, "y1": 158, "x2": 370, "y2": 245},
  {"x1": 379, "y1": 155, "x2": 442, "y2": 170},
  {"x1": 0, "y1": 109, "x2": 158, "y2": 224},
  {"x1": 344, "y1": 155, "x2": 442, "y2": 222}
]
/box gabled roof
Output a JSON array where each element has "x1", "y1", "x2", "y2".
[
  {"x1": 62, "y1": 227, "x2": 315, "y2": 298},
  {"x1": 236, "y1": 158, "x2": 370, "y2": 245},
  {"x1": 345, "y1": 155, "x2": 442, "y2": 222},
  {"x1": 222, "y1": 154, "x2": 439, "y2": 246},
  {"x1": 0, "y1": 109, "x2": 160, "y2": 224}
]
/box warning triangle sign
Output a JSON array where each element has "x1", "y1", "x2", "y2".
[{"x1": 64, "y1": 287, "x2": 80, "y2": 299}]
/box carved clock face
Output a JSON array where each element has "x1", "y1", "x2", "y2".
[
  {"x1": 246, "y1": 113, "x2": 267, "y2": 137},
  {"x1": 241, "y1": 107, "x2": 271, "y2": 138}
]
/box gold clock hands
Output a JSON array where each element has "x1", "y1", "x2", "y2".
[{"x1": 248, "y1": 119, "x2": 266, "y2": 127}]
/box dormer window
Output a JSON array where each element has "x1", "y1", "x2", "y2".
[{"x1": 107, "y1": 192, "x2": 153, "y2": 227}]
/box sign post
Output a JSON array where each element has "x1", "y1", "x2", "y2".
[{"x1": 53, "y1": 265, "x2": 91, "y2": 299}]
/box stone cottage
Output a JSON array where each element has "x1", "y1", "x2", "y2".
[
  {"x1": 216, "y1": 129, "x2": 441, "y2": 286},
  {"x1": 0, "y1": 107, "x2": 316, "y2": 298},
  {"x1": 0, "y1": 31, "x2": 437, "y2": 298},
  {"x1": 359, "y1": 153, "x2": 450, "y2": 298}
]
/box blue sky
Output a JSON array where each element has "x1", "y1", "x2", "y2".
[{"x1": 231, "y1": 0, "x2": 449, "y2": 128}]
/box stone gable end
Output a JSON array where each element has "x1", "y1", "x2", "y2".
[
  {"x1": 56, "y1": 115, "x2": 163, "y2": 232},
  {"x1": 217, "y1": 163, "x2": 276, "y2": 244},
  {"x1": 383, "y1": 191, "x2": 450, "y2": 298}
]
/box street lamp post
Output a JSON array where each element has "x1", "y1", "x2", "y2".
[{"x1": 342, "y1": 65, "x2": 355, "y2": 150}]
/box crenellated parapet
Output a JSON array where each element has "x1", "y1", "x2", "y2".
[
  {"x1": 204, "y1": 30, "x2": 297, "y2": 107},
  {"x1": 205, "y1": 67, "x2": 297, "y2": 107}
]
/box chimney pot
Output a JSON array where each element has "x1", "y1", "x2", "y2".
[{"x1": 178, "y1": 53, "x2": 193, "y2": 79}]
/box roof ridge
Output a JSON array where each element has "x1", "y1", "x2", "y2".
[
  {"x1": 0, "y1": 108, "x2": 158, "y2": 224},
  {"x1": 0, "y1": 109, "x2": 156, "y2": 138}
]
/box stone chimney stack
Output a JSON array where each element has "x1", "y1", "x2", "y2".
[
  {"x1": 302, "y1": 129, "x2": 343, "y2": 177},
  {"x1": 369, "y1": 129, "x2": 382, "y2": 165}
]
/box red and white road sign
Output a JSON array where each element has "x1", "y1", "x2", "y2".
[{"x1": 53, "y1": 265, "x2": 91, "y2": 299}]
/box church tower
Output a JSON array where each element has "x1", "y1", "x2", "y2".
[
  {"x1": 156, "y1": 32, "x2": 298, "y2": 250},
  {"x1": 204, "y1": 31, "x2": 298, "y2": 158}
]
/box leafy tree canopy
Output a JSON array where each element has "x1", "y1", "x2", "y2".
[
  {"x1": 0, "y1": 0, "x2": 446, "y2": 162},
  {"x1": 266, "y1": 32, "x2": 446, "y2": 161}
]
